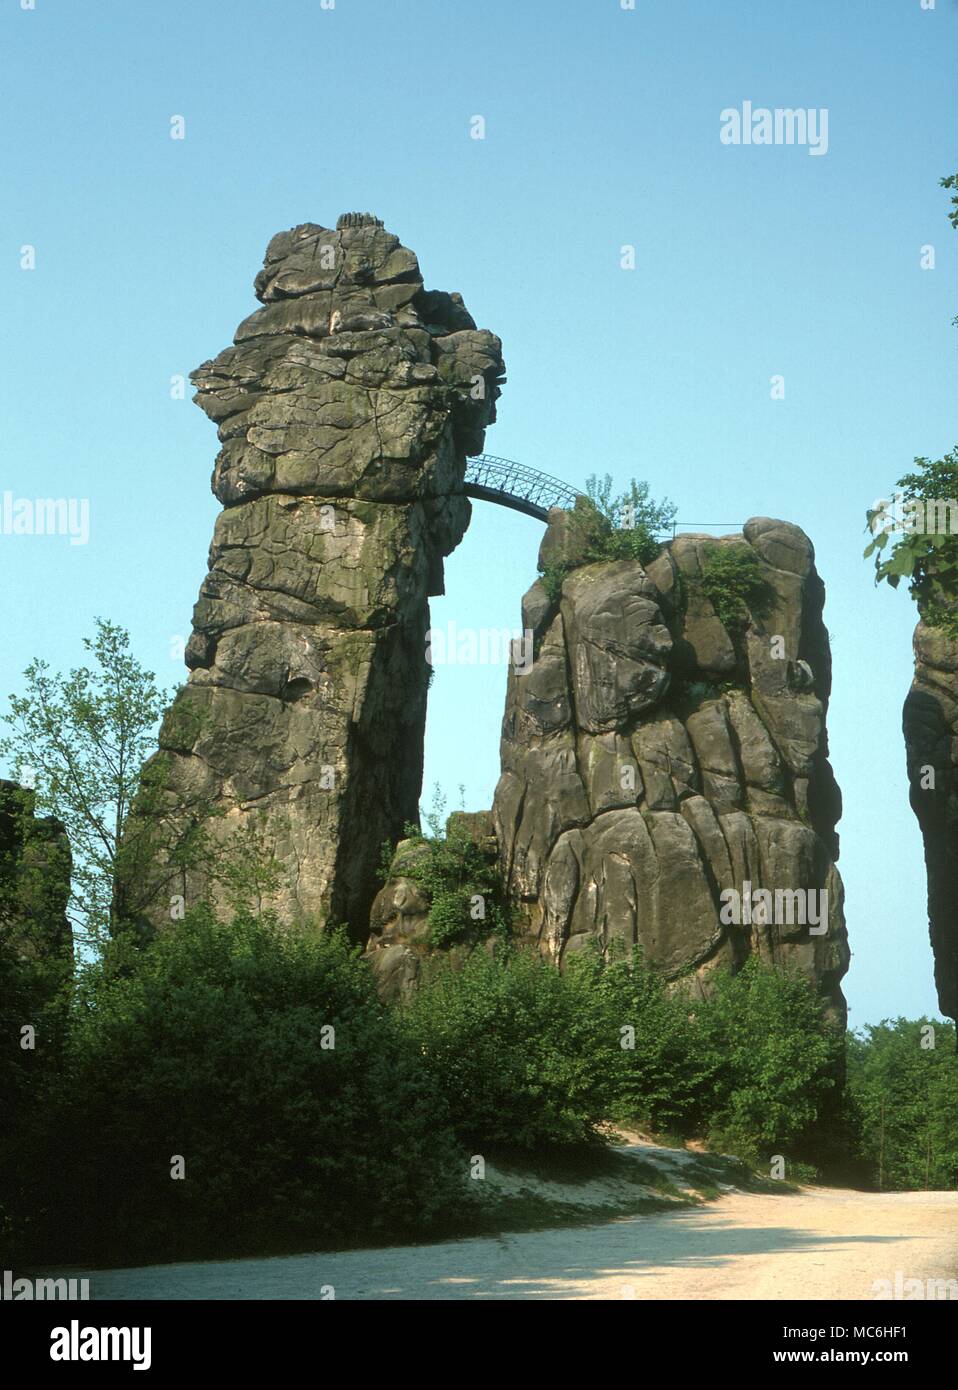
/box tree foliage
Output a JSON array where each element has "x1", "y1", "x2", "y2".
[
  {"x1": 0, "y1": 620, "x2": 171, "y2": 947},
  {"x1": 846, "y1": 1018, "x2": 958, "y2": 1191},
  {"x1": 5, "y1": 907, "x2": 465, "y2": 1265},
  {"x1": 865, "y1": 448, "x2": 958, "y2": 637},
  {"x1": 697, "y1": 543, "x2": 772, "y2": 633},
  {"x1": 541, "y1": 474, "x2": 676, "y2": 600}
]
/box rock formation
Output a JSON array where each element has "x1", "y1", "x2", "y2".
[
  {"x1": 903, "y1": 618, "x2": 958, "y2": 1020},
  {"x1": 492, "y1": 516, "x2": 849, "y2": 1020},
  {"x1": 0, "y1": 780, "x2": 72, "y2": 962},
  {"x1": 126, "y1": 215, "x2": 504, "y2": 937},
  {"x1": 365, "y1": 810, "x2": 498, "y2": 1000}
]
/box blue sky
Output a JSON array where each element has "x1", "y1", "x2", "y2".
[{"x1": 1, "y1": 0, "x2": 955, "y2": 1025}]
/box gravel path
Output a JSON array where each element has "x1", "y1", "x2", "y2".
[{"x1": 71, "y1": 1187, "x2": 958, "y2": 1301}]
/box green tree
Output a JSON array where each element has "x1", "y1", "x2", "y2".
[
  {"x1": 846, "y1": 1018, "x2": 958, "y2": 1190},
  {"x1": 0, "y1": 620, "x2": 172, "y2": 947},
  {"x1": 8, "y1": 907, "x2": 465, "y2": 1266},
  {"x1": 693, "y1": 959, "x2": 844, "y2": 1169},
  {"x1": 541, "y1": 474, "x2": 676, "y2": 600}
]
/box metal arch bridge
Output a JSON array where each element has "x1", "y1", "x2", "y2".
[
  {"x1": 464, "y1": 454, "x2": 582, "y2": 521},
  {"x1": 463, "y1": 455, "x2": 744, "y2": 535}
]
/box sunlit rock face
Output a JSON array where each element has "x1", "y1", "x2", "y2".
[
  {"x1": 492, "y1": 516, "x2": 850, "y2": 1022},
  {"x1": 904, "y1": 618, "x2": 958, "y2": 1021},
  {"x1": 127, "y1": 215, "x2": 504, "y2": 937}
]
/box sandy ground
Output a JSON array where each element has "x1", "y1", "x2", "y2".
[{"x1": 71, "y1": 1186, "x2": 958, "y2": 1301}]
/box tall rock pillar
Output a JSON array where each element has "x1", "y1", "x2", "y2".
[{"x1": 128, "y1": 215, "x2": 504, "y2": 937}]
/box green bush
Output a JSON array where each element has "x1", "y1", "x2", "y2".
[
  {"x1": 846, "y1": 1018, "x2": 958, "y2": 1190},
  {"x1": 697, "y1": 543, "x2": 772, "y2": 633},
  {"x1": 387, "y1": 788, "x2": 511, "y2": 948},
  {"x1": 400, "y1": 946, "x2": 616, "y2": 1150},
  {"x1": 590, "y1": 952, "x2": 718, "y2": 1135},
  {"x1": 541, "y1": 474, "x2": 676, "y2": 601},
  {"x1": 691, "y1": 959, "x2": 845, "y2": 1167},
  {"x1": 6, "y1": 907, "x2": 466, "y2": 1266},
  {"x1": 398, "y1": 946, "x2": 847, "y2": 1171}
]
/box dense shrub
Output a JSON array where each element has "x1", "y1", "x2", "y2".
[
  {"x1": 590, "y1": 952, "x2": 718, "y2": 1135},
  {"x1": 400, "y1": 946, "x2": 616, "y2": 1150},
  {"x1": 0, "y1": 926, "x2": 71, "y2": 1260},
  {"x1": 399, "y1": 947, "x2": 843, "y2": 1170},
  {"x1": 6, "y1": 908, "x2": 466, "y2": 1265},
  {"x1": 691, "y1": 959, "x2": 845, "y2": 1167},
  {"x1": 846, "y1": 1018, "x2": 958, "y2": 1190},
  {"x1": 696, "y1": 543, "x2": 772, "y2": 632}
]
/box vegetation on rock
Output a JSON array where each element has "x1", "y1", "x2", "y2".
[
  {"x1": 695, "y1": 542, "x2": 772, "y2": 632},
  {"x1": 540, "y1": 473, "x2": 676, "y2": 600},
  {"x1": 382, "y1": 786, "x2": 511, "y2": 948}
]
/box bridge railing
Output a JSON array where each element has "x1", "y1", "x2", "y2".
[
  {"x1": 464, "y1": 455, "x2": 582, "y2": 519},
  {"x1": 465, "y1": 455, "x2": 743, "y2": 533}
]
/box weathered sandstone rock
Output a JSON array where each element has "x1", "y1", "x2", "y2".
[
  {"x1": 492, "y1": 517, "x2": 849, "y2": 1020},
  {"x1": 125, "y1": 215, "x2": 504, "y2": 937}
]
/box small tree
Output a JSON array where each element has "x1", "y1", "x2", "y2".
[
  {"x1": 541, "y1": 474, "x2": 677, "y2": 600},
  {"x1": 0, "y1": 620, "x2": 172, "y2": 949}
]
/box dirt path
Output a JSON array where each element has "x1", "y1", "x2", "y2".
[{"x1": 74, "y1": 1187, "x2": 958, "y2": 1301}]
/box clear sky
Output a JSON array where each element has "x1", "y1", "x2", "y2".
[{"x1": 1, "y1": 0, "x2": 955, "y2": 1026}]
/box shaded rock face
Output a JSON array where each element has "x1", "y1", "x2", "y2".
[
  {"x1": 492, "y1": 517, "x2": 849, "y2": 1020},
  {"x1": 903, "y1": 620, "x2": 958, "y2": 1020},
  {"x1": 0, "y1": 780, "x2": 72, "y2": 962},
  {"x1": 130, "y1": 216, "x2": 504, "y2": 936}
]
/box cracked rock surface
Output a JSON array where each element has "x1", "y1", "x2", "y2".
[
  {"x1": 127, "y1": 215, "x2": 503, "y2": 936},
  {"x1": 492, "y1": 516, "x2": 849, "y2": 1020}
]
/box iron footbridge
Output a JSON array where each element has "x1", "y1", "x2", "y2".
[
  {"x1": 464, "y1": 454, "x2": 743, "y2": 536},
  {"x1": 464, "y1": 455, "x2": 583, "y2": 521}
]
